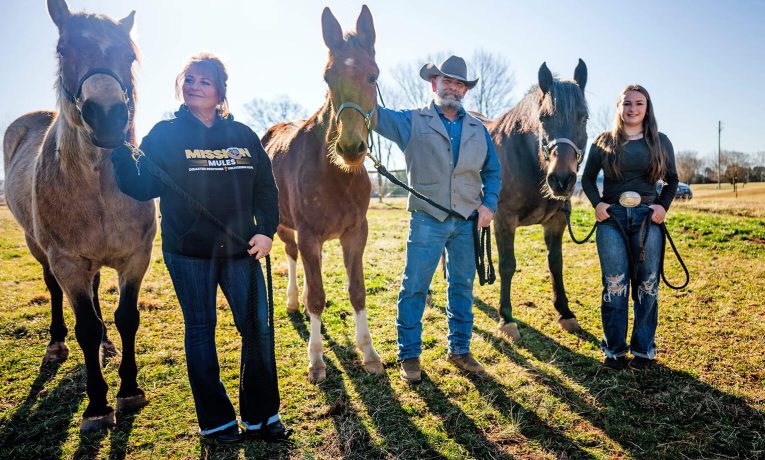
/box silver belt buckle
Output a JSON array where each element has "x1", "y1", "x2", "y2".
[{"x1": 618, "y1": 191, "x2": 641, "y2": 208}]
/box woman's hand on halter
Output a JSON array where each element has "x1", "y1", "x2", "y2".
[
  {"x1": 248, "y1": 234, "x2": 273, "y2": 259},
  {"x1": 595, "y1": 202, "x2": 611, "y2": 222},
  {"x1": 649, "y1": 204, "x2": 667, "y2": 224}
]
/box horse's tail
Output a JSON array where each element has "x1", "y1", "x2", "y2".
[{"x1": 3, "y1": 111, "x2": 56, "y2": 170}]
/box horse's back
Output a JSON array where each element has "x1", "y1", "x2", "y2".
[
  {"x1": 4, "y1": 110, "x2": 55, "y2": 169},
  {"x1": 3, "y1": 110, "x2": 57, "y2": 232},
  {"x1": 262, "y1": 121, "x2": 303, "y2": 163}
]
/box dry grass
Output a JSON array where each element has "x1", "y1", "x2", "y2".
[{"x1": 0, "y1": 202, "x2": 763, "y2": 459}]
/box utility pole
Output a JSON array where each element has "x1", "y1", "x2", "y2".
[{"x1": 717, "y1": 121, "x2": 722, "y2": 190}]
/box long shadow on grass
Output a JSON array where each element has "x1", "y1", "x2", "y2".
[
  {"x1": 287, "y1": 311, "x2": 386, "y2": 459},
  {"x1": 473, "y1": 298, "x2": 765, "y2": 459},
  {"x1": 322, "y1": 332, "x2": 446, "y2": 459},
  {"x1": 0, "y1": 362, "x2": 86, "y2": 459}
]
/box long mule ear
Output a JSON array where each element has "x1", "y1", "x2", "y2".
[
  {"x1": 48, "y1": 0, "x2": 71, "y2": 30},
  {"x1": 322, "y1": 7, "x2": 344, "y2": 51},
  {"x1": 119, "y1": 11, "x2": 136, "y2": 33},
  {"x1": 356, "y1": 5, "x2": 376, "y2": 53},
  {"x1": 574, "y1": 59, "x2": 587, "y2": 91},
  {"x1": 538, "y1": 62, "x2": 553, "y2": 95}
]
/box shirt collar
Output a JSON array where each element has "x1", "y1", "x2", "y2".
[{"x1": 434, "y1": 103, "x2": 466, "y2": 120}]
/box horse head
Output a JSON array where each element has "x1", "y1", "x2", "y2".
[
  {"x1": 321, "y1": 5, "x2": 378, "y2": 172},
  {"x1": 536, "y1": 59, "x2": 588, "y2": 199},
  {"x1": 49, "y1": 0, "x2": 138, "y2": 149}
]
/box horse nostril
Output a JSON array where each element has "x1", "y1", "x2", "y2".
[
  {"x1": 357, "y1": 141, "x2": 366, "y2": 154},
  {"x1": 81, "y1": 100, "x2": 99, "y2": 127}
]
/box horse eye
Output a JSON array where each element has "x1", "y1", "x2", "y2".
[{"x1": 368, "y1": 75, "x2": 377, "y2": 84}]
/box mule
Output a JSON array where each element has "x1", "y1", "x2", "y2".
[
  {"x1": 485, "y1": 60, "x2": 588, "y2": 340},
  {"x1": 261, "y1": 6, "x2": 383, "y2": 383},
  {"x1": 3, "y1": 0, "x2": 155, "y2": 431}
]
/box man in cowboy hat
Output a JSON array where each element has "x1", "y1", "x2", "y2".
[{"x1": 374, "y1": 55, "x2": 501, "y2": 382}]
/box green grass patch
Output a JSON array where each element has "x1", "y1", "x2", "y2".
[{"x1": 0, "y1": 203, "x2": 763, "y2": 459}]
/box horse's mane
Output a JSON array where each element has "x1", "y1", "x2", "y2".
[{"x1": 494, "y1": 79, "x2": 587, "y2": 136}]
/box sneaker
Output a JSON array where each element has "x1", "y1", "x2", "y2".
[
  {"x1": 201, "y1": 424, "x2": 242, "y2": 443},
  {"x1": 604, "y1": 356, "x2": 629, "y2": 371},
  {"x1": 447, "y1": 352, "x2": 485, "y2": 375},
  {"x1": 400, "y1": 357, "x2": 421, "y2": 382},
  {"x1": 629, "y1": 356, "x2": 656, "y2": 370}
]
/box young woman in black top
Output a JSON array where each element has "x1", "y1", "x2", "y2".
[{"x1": 581, "y1": 84, "x2": 678, "y2": 370}]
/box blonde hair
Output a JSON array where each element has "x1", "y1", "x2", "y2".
[
  {"x1": 595, "y1": 84, "x2": 667, "y2": 183},
  {"x1": 175, "y1": 52, "x2": 230, "y2": 118}
]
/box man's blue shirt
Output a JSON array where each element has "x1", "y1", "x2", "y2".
[{"x1": 374, "y1": 104, "x2": 502, "y2": 212}]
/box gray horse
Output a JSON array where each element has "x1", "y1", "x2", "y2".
[
  {"x1": 486, "y1": 60, "x2": 588, "y2": 340},
  {"x1": 3, "y1": 0, "x2": 155, "y2": 431}
]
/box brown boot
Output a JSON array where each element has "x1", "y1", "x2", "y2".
[
  {"x1": 447, "y1": 352, "x2": 485, "y2": 376},
  {"x1": 399, "y1": 357, "x2": 421, "y2": 382}
]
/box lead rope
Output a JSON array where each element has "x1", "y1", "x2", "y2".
[
  {"x1": 124, "y1": 142, "x2": 279, "y2": 422},
  {"x1": 365, "y1": 83, "x2": 495, "y2": 285}
]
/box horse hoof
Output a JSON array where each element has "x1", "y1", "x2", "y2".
[
  {"x1": 43, "y1": 342, "x2": 69, "y2": 364},
  {"x1": 286, "y1": 299, "x2": 300, "y2": 313},
  {"x1": 116, "y1": 394, "x2": 148, "y2": 413},
  {"x1": 80, "y1": 410, "x2": 116, "y2": 432},
  {"x1": 497, "y1": 322, "x2": 521, "y2": 342},
  {"x1": 308, "y1": 366, "x2": 327, "y2": 384},
  {"x1": 557, "y1": 317, "x2": 582, "y2": 333},
  {"x1": 101, "y1": 340, "x2": 121, "y2": 357},
  {"x1": 363, "y1": 359, "x2": 385, "y2": 375}
]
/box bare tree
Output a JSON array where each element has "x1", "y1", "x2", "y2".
[
  {"x1": 589, "y1": 105, "x2": 614, "y2": 136},
  {"x1": 389, "y1": 51, "x2": 451, "y2": 107},
  {"x1": 675, "y1": 150, "x2": 702, "y2": 183},
  {"x1": 465, "y1": 49, "x2": 515, "y2": 119},
  {"x1": 244, "y1": 95, "x2": 308, "y2": 136}
]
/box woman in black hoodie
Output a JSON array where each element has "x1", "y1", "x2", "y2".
[{"x1": 112, "y1": 53, "x2": 289, "y2": 443}]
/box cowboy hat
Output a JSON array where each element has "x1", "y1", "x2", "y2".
[{"x1": 419, "y1": 55, "x2": 478, "y2": 89}]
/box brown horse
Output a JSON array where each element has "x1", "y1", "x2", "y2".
[
  {"x1": 486, "y1": 60, "x2": 588, "y2": 341},
  {"x1": 3, "y1": 0, "x2": 155, "y2": 431},
  {"x1": 262, "y1": 5, "x2": 383, "y2": 383}
]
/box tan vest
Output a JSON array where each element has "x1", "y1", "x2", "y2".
[{"x1": 404, "y1": 101, "x2": 488, "y2": 221}]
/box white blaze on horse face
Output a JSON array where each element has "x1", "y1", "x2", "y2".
[
  {"x1": 79, "y1": 74, "x2": 126, "y2": 112},
  {"x1": 344, "y1": 58, "x2": 355, "y2": 67},
  {"x1": 286, "y1": 254, "x2": 299, "y2": 312}
]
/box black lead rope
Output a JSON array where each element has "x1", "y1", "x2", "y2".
[
  {"x1": 562, "y1": 200, "x2": 689, "y2": 290},
  {"x1": 124, "y1": 142, "x2": 279, "y2": 417},
  {"x1": 365, "y1": 154, "x2": 496, "y2": 286},
  {"x1": 364, "y1": 83, "x2": 495, "y2": 286},
  {"x1": 562, "y1": 200, "x2": 597, "y2": 244}
]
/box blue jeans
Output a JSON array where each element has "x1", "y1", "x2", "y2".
[
  {"x1": 595, "y1": 205, "x2": 662, "y2": 360},
  {"x1": 164, "y1": 252, "x2": 280, "y2": 434},
  {"x1": 397, "y1": 211, "x2": 476, "y2": 360}
]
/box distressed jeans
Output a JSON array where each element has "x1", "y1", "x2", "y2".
[
  {"x1": 164, "y1": 252, "x2": 280, "y2": 434},
  {"x1": 595, "y1": 204, "x2": 662, "y2": 360},
  {"x1": 397, "y1": 210, "x2": 477, "y2": 360}
]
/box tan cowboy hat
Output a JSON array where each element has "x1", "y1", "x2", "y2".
[{"x1": 419, "y1": 55, "x2": 479, "y2": 89}]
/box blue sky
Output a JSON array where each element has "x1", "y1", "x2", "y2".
[{"x1": 1, "y1": 0, "x2": 764, "y2": 167}]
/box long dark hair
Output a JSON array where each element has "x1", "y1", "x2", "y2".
[{"x1": 595, "y1": 84, "x2": 667, "y2": 183}]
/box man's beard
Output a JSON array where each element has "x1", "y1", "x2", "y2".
[{"x1": 434, "y1": 89, "x2": 463, "y2": 111}]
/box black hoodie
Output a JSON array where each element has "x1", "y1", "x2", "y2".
[{"x1": 111, "y1": 106, "x2": 278, "y2": 259}]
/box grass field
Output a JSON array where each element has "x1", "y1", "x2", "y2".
[{"x1": 1, "y1": 196, "x2": 763, "y2": 459}]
